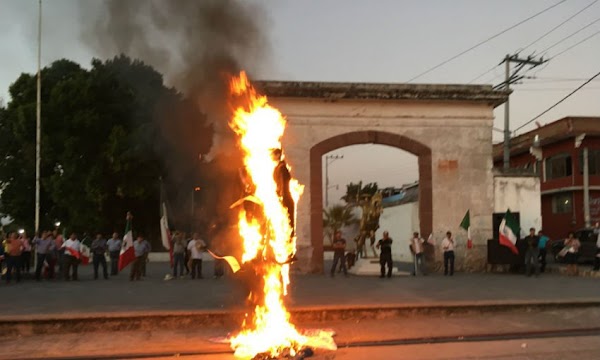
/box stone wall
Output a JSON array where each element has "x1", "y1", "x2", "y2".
[{"x1": 268, "y1": 97, "x2": 497, "y2": 273}]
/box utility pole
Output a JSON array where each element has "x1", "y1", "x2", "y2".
[
  {"x1": 496, "y1": 54, "x2": 547, "y2": 170},
  {"x1": 35, "y1": 0, "x2": 42, "y2": 233},
  {"x1": 324, "y1": 154, "x2": 343, "y2": 208}
]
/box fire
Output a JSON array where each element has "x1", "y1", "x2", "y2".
[{"x1": 228, "y1": 72, "x2": 336, "y2": 359}]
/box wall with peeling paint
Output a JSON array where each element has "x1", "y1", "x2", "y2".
[{"x1": 494, "y1": 176, "x2": 542, "y2": 237}]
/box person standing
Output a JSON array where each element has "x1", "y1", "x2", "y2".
[
  {"x1": 172, "y1": 231, "x2": 187, "y2": 278},
  {"x1": 537, "y1": 229, "x2": 550, "y2": 273},
  {"x1": 330, "y1": 230, "x2": 348, "y2": 277},
  {"x1": 593, "y1": 223, "x2": 600, "y2": 272},
  {"x1": 107, "y1": 233, "x2": 122, "y2": 276},
  {"x1": 62, "y1": 233, "x2": 81, "y2": 281},
  {"x1": 141, "y1": 237, "x2": 151, "y2": 277},
  {"x1": 376, "y1": 231, "x2": 393, "y2": 278},
  {"x1": 410, "y1": 232, "x2": 426, "y2": 276},
  {"x1": 33, "y1": 231, "x2": 55, "y2": 281},
  {"x1": 5, "y1": 232, "x2": 23, "y2": 283},
  {"x1": 130, "y1": 235, "x2": 147, "y2": 281},
  {"x1": 53, "y1": 230, "x2": 64, "y2": 278},
  {"x1": 563, "y1": 232, "x2": 581, "y2": 276},
  {"x1": 20, "y1": 232, "x2": 32, "y2": 273},
  {"x1": 441, "y1": 231, "x2": 455, "y2": 276},
  {"x1": 91, "y1": 233, "x2": 108, "y2": 280},
  {"x1": 187, "y1": 233, "x2": 207, "y2": 279},
  {"x1": 523, "y1": 228, "x2": 540, "y2": 277}
]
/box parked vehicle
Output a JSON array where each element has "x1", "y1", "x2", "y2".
[{"x1": 551, "y1": 228, "x2": 598, "y2": 263}]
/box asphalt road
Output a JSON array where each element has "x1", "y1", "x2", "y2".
[
  {"x1": 2, "y1": 262, "x2": 600, "y2": 317},
  {"x1": 4, "y1": 306, "x2": 600, "y2": 359}
]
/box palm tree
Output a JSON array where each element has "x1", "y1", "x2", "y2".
[{"x1": 323, "y1": 205, "x2": 359, "y2": 245}]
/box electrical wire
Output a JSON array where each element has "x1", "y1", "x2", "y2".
[
  {"x1": 515, "y1": 69, "x2": 600, "y2": 132},
  {"x1": 519, "y1": 0, "x2": 598, "y2": 52},
  {"x1": 468, "y1": 64, "x2": 501, "y2": 84},
  {"x1": 551, "y1": 28, "x2": 600, "y2": 59},
  {"x1": 540, "y1": 16, "x2": 600, "y2": 55},
  {"x1": 405, "y1": 0, "x2": 567, "y2": 83}
]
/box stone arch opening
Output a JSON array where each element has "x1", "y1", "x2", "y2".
[{"x1": 309, "y1": 130, "x2": 432, "y2": 273}]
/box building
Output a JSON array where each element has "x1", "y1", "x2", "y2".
[{"x1": 493, "y1": 117, "x2": 600, "y2": 240}]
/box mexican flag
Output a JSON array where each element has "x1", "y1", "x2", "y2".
[
  {"x1": 499, "y1": 209, "x2": 519, "y2": 254},
  {"x1": 80, "y1": 243, "x2": 91, "y2": 265},
  {"x1": 460, "y1": 210, "x2": 472, "y2": 249},
  {"x1": 119, "y1": 216, "x2": 135, "y2": 271},
  {"x1": 160, "y1": 202, "x2": 173, "y2": 267}
]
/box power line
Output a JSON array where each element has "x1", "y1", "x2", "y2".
[
  {"x1": 515, "y1": 69, "x2": 600, "y2": 132},
  {"x1": 519, "y1": 0, "x2": 598, "y2": 52},
  {"x1": 540, "y1": 15, "x2": 600, "y2": 55},
  {"x1": 468, "y1": 64, "x2": 501, "y2": 84},
  {"x1": 406, "y1": 0, "x2": 567, "y2": 83},
  {"x1": 551, "y1": 28, "x2": 600, "y2": 59},
  {"x1": 525, "y1": 76, "x2": 590, "y2": 82}
]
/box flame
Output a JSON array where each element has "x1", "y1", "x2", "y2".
[{"x1": 228, "y1": 72, "x2": 335, "y2": 359}]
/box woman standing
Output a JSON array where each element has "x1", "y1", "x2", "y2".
[{"x1": 563, "y1": 232, "x2": 581, "y2": 276}]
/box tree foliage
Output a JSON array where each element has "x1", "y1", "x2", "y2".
[
  {"x1": 322, "y1": 204, "x2": 359, "y2": 244},
  {"x1": 0, "y1": 56, "x2": 212, "y2": 242},
  {"x1": 342, "y1": 181, "x2": 379, "y2": 205}
]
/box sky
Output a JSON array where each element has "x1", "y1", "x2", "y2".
[{"x1": 1, "y1": 0, "x2": 599, "y2": 205}]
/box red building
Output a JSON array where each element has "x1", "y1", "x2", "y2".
[{"x1": 493, "y1": 117, "x2": 600, "y2": 240}]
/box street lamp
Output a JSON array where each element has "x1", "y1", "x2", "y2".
[
  {"x1": 325, "y1": 154, "x2": 344, "y2": 208},
  {"x1": 34, "y1": 0, "x2": 42, "y2": 233},
  {"x1": 54, "y1": 221, "x2": 61, "y2": 228}
]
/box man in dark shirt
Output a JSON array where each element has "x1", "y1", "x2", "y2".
[
  {"x1": 377, "y1": 231, "x2": 393, "y2": 278},
  {"x1": 523, "y1": 227, "x2": 540, "y2": 277},
  {"x1": 330, "y1": 230, "x2": 347, "y2": 277},
  {"x1": 91, "y1": 233, "x2": 108, "y2": 280}
]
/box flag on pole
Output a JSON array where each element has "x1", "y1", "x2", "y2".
[
  {"x1": 499, "y1": 209, "x2": 519, "y2": 254},
  {"x1": 207, "y1": 249, "x2": 241, "y2": 273},
  {"x1": 160, "y1": 202, "x2": 173, "y2": 267},
  {"x1": 80, "y1": 243, "x2": 91, "y2": 265},
  {"x1": 460, "y1": 210, "x2": 472, "y2": 249},
  {"x1": 119, "y1": 213, "x2": 136, "y2": 271}
]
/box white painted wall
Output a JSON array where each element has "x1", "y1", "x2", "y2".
[
  {"x1": 377, "y1": 202, "x2": 420, "y2": 262},
  {"x1": 494, "y1": 176, "x2": 542, "y2": 238}
]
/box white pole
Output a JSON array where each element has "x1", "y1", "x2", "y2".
[
  {"x1": 35, "y1": 0, "x2": 42, "y2": 233},
  {"x1": 583, "y1": 147, "x2": 591, "y2": 228}
]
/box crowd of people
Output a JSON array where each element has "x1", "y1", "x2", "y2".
[{"x1": 333, "y1": 224, "x2": 600, "y2": 277}]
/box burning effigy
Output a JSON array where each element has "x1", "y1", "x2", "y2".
[{"x1": 225, "y1": 72, "x2": 336, "y2": 359}]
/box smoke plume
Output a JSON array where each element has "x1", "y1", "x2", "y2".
[{"x1": 79, "y1": 0, "x2": 269, "y2": 247}]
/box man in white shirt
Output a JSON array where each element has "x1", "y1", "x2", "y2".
[
  {"x1": 441, "y1": 231, "x2": 455, "y2": 276},
  {"x1": 410, "y1": 232, "x2": 426, "y2": 276},
  {"x1": 187, "y1": 233, "x2": 207, "y2": 279},
  {"x1": 62, "y1": 233, "x2": 81, "y2": 281},
  {"x1": 107, "y1": 233, "x2": 122, "y2": 276}
]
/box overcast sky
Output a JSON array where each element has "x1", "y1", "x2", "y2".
[{"x1": 1, "y1": 0, "x2": 599, "y2": 205}]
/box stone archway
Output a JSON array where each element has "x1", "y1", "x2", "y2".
[
  {"x1": 257, "y1": 80, "x2": 508, "y2": 273},
  {"x1": 309, "y1": 131, "x2": 432, "y2": 273}
]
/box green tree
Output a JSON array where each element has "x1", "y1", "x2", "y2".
[
  {"x1": 0, "y1": 56, "x2": 212, "y2": 245},
  {"x1": 342, "y1": 181, "x2": 379, "y2": 205},
  {"x1": 322, "y1": 204, "x2": 359, "y2": 244}
]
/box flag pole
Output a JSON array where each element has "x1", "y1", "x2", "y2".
[{"x1": 35, "y1": 0, "x2": 42, "y2": 233}]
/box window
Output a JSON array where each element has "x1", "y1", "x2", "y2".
[
  {"x1": 579, "y1": 149, "x2": 600, "y2": 175},
  {"x1": 545, "y1": 153, "x2": 572, "y2": 180},
  {"x1": 552, "y1": 192, "x2": 573, "y2": 214}
]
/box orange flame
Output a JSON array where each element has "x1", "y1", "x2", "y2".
[{"x1": 228, "y1": 72, "x2": 335, "y2": 358}]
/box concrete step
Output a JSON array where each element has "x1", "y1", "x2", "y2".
[{"x1": 348, "y1": 258, "x2": 426, "y2": 277}]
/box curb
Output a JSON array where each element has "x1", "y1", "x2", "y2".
[{"x1": 2, "y1": 299, "x2": 600, "y2": 336}]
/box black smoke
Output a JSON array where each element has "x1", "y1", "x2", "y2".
[{"x1": 79, "y1": 0, "x2": 269, "y2": 250}]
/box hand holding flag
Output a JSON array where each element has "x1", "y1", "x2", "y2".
[{"x1": 460, "y1": 210, "x2": 472, "y2": 249}]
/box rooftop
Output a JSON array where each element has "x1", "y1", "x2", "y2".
[
  {"x1": 493, "y1": 116, "x2": 600, "y2": 160},
  {"x1": 255, "y1": 81, "x2": 509, "y2": 107}
]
